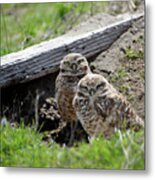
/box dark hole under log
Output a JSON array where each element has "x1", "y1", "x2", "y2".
[{"x1": 1, "y1": 70, "x2": 88, "y2": 145}]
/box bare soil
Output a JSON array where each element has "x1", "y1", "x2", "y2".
[{"x1": 91, "y1": 16, "x2": 145, "y2": 120}]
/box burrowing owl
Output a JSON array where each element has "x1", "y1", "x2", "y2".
[
  {"x1": 55, "y1": 53, "x2": 90, "y2": 127},
  {"x1": 73, "y1": 73, "x2": 144, "y2": 138}
]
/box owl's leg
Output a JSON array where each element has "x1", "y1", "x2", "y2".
[
  {"x1": 68, "y1": 120, "x2": 78, "y2": 146},
  {"x1": 88, "y1": 136, "x2": 95, "y2": 144}
]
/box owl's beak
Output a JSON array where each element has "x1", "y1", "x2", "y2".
[
  {"x1": 89, "y1": 89, "x2": 95, "y2": 96},
  {"x1": 71, "y1": 63, "x2": 77, "y2": 71}
]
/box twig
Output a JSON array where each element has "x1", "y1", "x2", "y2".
[{"x1": 35, "y1": 89, "x2": 40, "y2": 128}]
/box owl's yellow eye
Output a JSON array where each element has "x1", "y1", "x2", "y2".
[
  {"x1": 63, "y1": 61, "x2": 70, "y2": 65},
  {"x1": 77, "y1": 58, "x2": 85, "y2": 64},
  {"x1": 79, "y1": 85, "x2": 88, "y2": 92},
  {"x1": 96, "y1": 82, "x2": 105, "y2": 90},
  {"x1": 77, "y1": 92, "x2": 85, "y2": 97}
]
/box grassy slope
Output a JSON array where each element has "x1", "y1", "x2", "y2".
[
  {"x1": 0, "y1": 125, "x2": 144, "y2": 169},
  {"x1": 1, "y1": 2, "x2": 106, "y2": 56}
]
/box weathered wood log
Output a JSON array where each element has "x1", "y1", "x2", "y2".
[{"x1": 0, "y1": 13, "x2": 143, "y2": 88}]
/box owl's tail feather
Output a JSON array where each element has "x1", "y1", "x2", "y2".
[
  {"x1": 124, "y1": 107, "x2": 144, "y2": 132},
  {"x1": 130, "y1": 115, "x2": 144, "y2": 131},
  {"x1": 117, "y1": 98, "x2": 144, "y2": 131}
]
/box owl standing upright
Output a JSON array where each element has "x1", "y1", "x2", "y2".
[
  {"x1": 73, "y1": 73, "x2": 144, "y2": 139},
  {"x1": 55, "y1": 53, "x2": 90, "y2": 141}
]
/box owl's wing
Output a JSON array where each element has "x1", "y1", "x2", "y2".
[
  {"x1": 72, "y1": 95, "x2": 79, "y2": 109},
  {"x1": 55, "y1": 74, "x2": 60, "y2": 90},
  {"x1": 95, "y1": 93, "x2": 144, "y2": 130},
  {"x1": 55, "y1": 73, "x2": 62, "y2": 99}
]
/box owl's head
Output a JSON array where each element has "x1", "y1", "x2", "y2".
[
  {"x1": 77, "y1": 73, "x2": 109, "y2": 98},
  {"x1": 60, "y1": 53, "x2": 90, "y2": 76}
]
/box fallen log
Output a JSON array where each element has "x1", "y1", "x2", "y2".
[{"x1": 0, "y1": 13, "x2": 143, "y2": 88}]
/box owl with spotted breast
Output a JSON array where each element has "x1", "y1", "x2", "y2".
[
  {"x1": 55, "y1": 53, "x2": 90, "y2": 128},
  {"x1": 73, "y1": 73, "x2": 144, "y2": 139}
]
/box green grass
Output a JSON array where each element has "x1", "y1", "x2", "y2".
[
  {"x1": 111, "y1": 67, "x2": 128, "y2": 83},
  {"x1": 0, "y1": 124, "x2": 144, "y2": 169},
  {"x1": 124, "y1": 47, "x2": 144, "y2": 60},
  {"x1": 1, "y1": 2, "x2": 107, "y2": 56}
]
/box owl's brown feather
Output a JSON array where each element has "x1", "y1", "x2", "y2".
[
  {"x1": 73, "y1": 73, "x2": 144, "y2": 138},
  {"x1": 55, "y1": 53, "x2": 90, "y2": 124}
]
